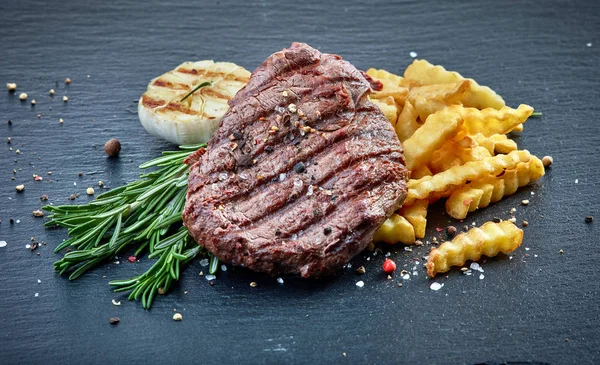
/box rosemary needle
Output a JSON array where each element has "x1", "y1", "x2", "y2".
[
  {"x1": 180, "y1": 81, "x2": 213, "y2": 102},
  {"x1": 44, "y1": 143, "x2": 218, "y2": 309}
]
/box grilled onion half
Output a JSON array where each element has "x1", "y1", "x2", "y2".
[{"x1": 138, "y1": 61, "x2": 250, "y2": 145}]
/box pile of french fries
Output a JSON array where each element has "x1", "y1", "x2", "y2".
[{"x1": 368, "y1": 60, "x2": 546, "y2": 278}]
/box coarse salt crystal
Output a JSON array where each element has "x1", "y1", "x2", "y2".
[
  {"x1": 404, "y1": 247, "x2": 412, "y2": 252},
  {"x1": 277, "y1": 277, "x2": 284, "y2": 284},
  {"x1": 409, "y1": 51, "x2": 418, "y2": 58},
  {"x1": 25, "y1": 244, "x2": 31, "y2": 249},
  {"x1": 575, "y1": 179, "x2": 578, "y2": 183},
  {"x1": 412, "y1": 271, "x2": 418, "y2": 276},
  {"x1": 221, "y1": 264, "x2": 227, "y2": 271},
  {"x1": 34, "y1": 293, "x2": 39, "y2": 297},
  {"x1": 239, "y1": 173, "x2": 248, "y2": 180},
  {"x1": 0, "y1": 241, "x2": 7, "y2": 248},
  {"x1": 205, "y1": 274, "x2": 216, "y2": 281},
  {"x1": 356, "y1": 281, "x2": 364, "y2": 288},
  {"x1": 470, "y1": 262, "x2": 484, "y2": 272},
  {"x1": 16, "y1": 220, "x2": 20, "y2": 224},
  {"x1": 37, "y1": 279, "x2": 41, "y2": 283},
  {"x1": 430, "y1": 282, "x2": 443, "y2": 291},
  {"x1": 275, "y1": 106, "x2": 286, "y2": 113},
  {"x1": 74, "y1": 182, "x2": 77, "y2": 186},
  {"x1": 479, "y1": 274, "x2": 485, "y2": 280},
  {"x1": 306, "y1": 185, "x2": 314, "y2": 196},
  {"x1": 279, "y1": 173, "x2": 286, "y2": 181},
  {"x1": 199, "y1": 258, "x2": 209, "y2": 266},
  {"x1": 293, "y1": 179, "x2": 303, "y2": 188},
  {"x1": 587, "y1": 42, "x2": 592, "y2": 47},
  {"x1": 525, "y1": 247, "x2": 530, "y2": 251},
  {"x1": 402, "y1": 274, "x2": 410, "y2": 280},
  {"x1": 218, "y1": 172, "x2": 228, "y2": 181}
]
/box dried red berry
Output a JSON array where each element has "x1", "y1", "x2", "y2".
[
  {"x1": 128, "y1": 256, "x2": 136, "y2": 263},
  {"x1": 382, "y1": 258, "x2": 396, "y2": 274}
]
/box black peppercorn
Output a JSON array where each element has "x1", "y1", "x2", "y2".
[{"x1": 294, "y1": 162, "x2": 306, "y2": 173}]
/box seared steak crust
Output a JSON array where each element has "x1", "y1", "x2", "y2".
[{"x1": 183, "y1": 43, "x2": 407, "y2": 277}]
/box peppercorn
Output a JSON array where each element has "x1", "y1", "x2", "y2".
[
  {"x1": 446, "y1": 225, "x2": 457, "y2": 237},
  {"x1": 104, "y1": 138, "x2": 121, "y2": 157},
  {"x1": 323, "y1": 227, "x2": 332, "y2": 235},
  {"x1": 382, "y1": 258, "x2": 396, "y2": 274},
  {"x1": 542, "y1": 155, "x2": 553, "y2": 167},
  {"x1": 294, "y1": 162, "x2": 306, "y2": 173},
  {"x1": 585, "y1": 216, "x2": 594, "y2": 223}
]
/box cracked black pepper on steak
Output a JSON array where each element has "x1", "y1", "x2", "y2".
[{"x1": 182, "y1": 43, "x2": 408, "y2": 278}]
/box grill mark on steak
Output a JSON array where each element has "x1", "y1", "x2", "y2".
[
  {"x1": 188, "y1": 110, "x2": 398, "y2": 210},
  {"x1": 183, "y1": 43, "x2": 407, "y2": 277}
]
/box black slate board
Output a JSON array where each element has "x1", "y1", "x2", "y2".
[{"x1": 1, "y1": 0, "x2": 599, "y2": 364}]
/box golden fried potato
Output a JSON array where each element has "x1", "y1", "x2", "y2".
[
  {"x1": 511, "y1": 124, "x2": 524, "y2": 133},
  {"x1": 370, "y1": 96, "x2": 398, "y2": 126},
  {"x1": 426, "y1": 221, "x2": 523, "y2": 277},
  {"x1": 428, "y1": 136, "x2": 492, "y2": 174},
  {"x1": 403, "y1": 60, "x2": 505, "y2": 110},
  {"x1": 366, "y1": 68, "x2": 409, "y2": 106},
  {"x1": 373, "y1": 213, "x2": 416, "y2": 244},
  {"x1": 445, "y1": 157, "x2": 545, "y2": 219},
  {"x1": 459, "y1": 104, "x2": 533, "y2": 137},
  {"x1": 394, "y1": 100, "x2": 420, "y2": 142},
  {"x1": 400, "y1": 199, "x2": 429, "y2": 239},
  {"x1": 471, "y1": 133, "x2": 518, "y2": 155},
  {"x1": 410, "y1": 165, "x2": 433, "y2": 180},
  {"x1": 403, "y1": 106, "x2": 463, "y2": 171},
  {"x1": 405, "y1": 150, "x2": 532, "y2": 205}
]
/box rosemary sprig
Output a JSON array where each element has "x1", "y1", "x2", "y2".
[
  {"x1": 180, "y1": 81, "x2": 213, "y2": 102},
  {"x1": 531, "y1": 111, "x2": 543, "y2": 117},
  {"x1": 44, "y1": 143, "x2": 214, "y2": 309}
]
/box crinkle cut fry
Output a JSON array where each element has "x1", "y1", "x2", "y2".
[
  {"x1": 458, "y1": 104, "x2": 533, "y2": 137},
  {"x1": 403, "y1": 105, "x2": 463, "y2": 171},
  {"x1": 373, "y1": 213, "x2": 415, "y2": 244},
  {"x1": 445, "y1": 156, "x2": 545, "y2": 219},
  {"x1": 405, "y1": 149, "x2": 532, "y2": 206},
  {"x1": 400, "y1": 199, "x2": 428, "y2": 239},
  {"x1": 426, "y1": 221, "x2": 523, "y2": 278},
  {"x1": 403, "y1": 59, "x2": 505, "y2": 110}
]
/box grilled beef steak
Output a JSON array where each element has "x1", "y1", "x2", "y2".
[{"x1": 182, "y1": 43, "x2": 408, "y2": 277}]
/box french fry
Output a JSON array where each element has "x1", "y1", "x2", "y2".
[
  {"x1": 395, "y1": 100, "x2": 420, "y2": 142},
  {"x1": 426, "y1": 221, "x2": 523, "y2": 277},
  {"x1": 366, "y1": 68, "x2": 409, "y2": 106},
  {"x1": 403, "y1": 59, "x2": 505, "y2": 110},
  {"x1": 400, "y1": 199, "x2": 428, "y2": 239},
  {"x1": 373, "y1": 213, "x2": 416, "y2": 244},
  {"x1": 411, "y1": 96, "x2": 448, "y2": 123},
  {"x1": 429, "y1": 136, "x2": 492, "y2": 174},
  {"x1": 370, "y1": 96, "x2": 398, "y2": 126},
  {"x1": 458, "y1": 104, "x2": 533, "y2": 137},
  {"x1": 407, "y1": 81, "x2": 468, "y2": 121},
  {"x1": 471, "y1": 133, "x2": 518, "y2": 155},
  {"x1": 403, "y1": 106, "x2": 463, "y2": 171},
  {"x1": 511, "y1": 124, "x2": 524, "y2": 133},
  {"x1": 405, "y1": 150, "x2": 532, "y2": 205},
  {"x1": 410, "y1": 165, "x2": 433, "y2": 180},
  {"x1": 445, "y1": 157, "x2": 545, "y2": 219}
]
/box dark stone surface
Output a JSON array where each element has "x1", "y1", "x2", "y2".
[{"x1": 0, "y1": 0, "x2": 598, "y2": 364}]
